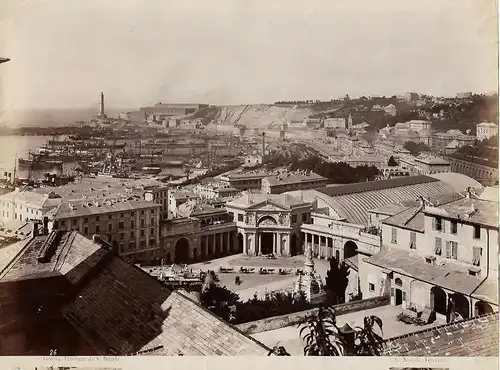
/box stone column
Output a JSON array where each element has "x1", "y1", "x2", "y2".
[
  {"x1": 243, "y1": 232, "x2": 248, "y2": 255},
  {"x1": 257, "y1": 233, "x2": 261, "y2": 255},
  {"x1": 226, "y1": 232, "x2": 231, "y2": 253},
  {"x1": 273, "y1": 232, "x2": 277, "y2": 254},
  {"x1": 212, "y1": 233, "x2": 217, "y2": 256}
]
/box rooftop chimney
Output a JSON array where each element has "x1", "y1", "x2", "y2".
[
  {"x1": 42, "y1": 216, "x2": 49, "y2": 236},
  {"x1": 32, "y1": 222, "x2": 39, "y2": 238}
]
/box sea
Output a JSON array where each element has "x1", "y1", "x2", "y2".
[{"x1": 0, "y1": 135, "x2": 187, "y2": 181}]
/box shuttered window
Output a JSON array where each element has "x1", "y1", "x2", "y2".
[
  {"x1": 472, "y1": 246, "x2": 482, "y2": 266},
  {"x1": 391, "y1": 227, "x2": 397, "y2": 243},
  {"x1": 410, "y1": 232, "x2": 416, "y2": 249},
  {"x1": 434, "y1": 237, "x2": 442, "y2": 255}
]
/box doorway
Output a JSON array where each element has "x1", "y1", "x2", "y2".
[
  {"x1": 395, "y1": 289, "x2": 403, "y2": 305},
  {"x1": 260, "y1": 232, "x2": 274, "y2": 255}
]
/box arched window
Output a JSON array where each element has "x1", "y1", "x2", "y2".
[{"x1": 395, "y1": 277, "x2": 403, "y2": 286}]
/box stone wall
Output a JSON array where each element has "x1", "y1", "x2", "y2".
[{"x1": 236, "y1": 295, "x2": 390, "y2": 335}]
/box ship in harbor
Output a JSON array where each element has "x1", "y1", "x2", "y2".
[{"x1": 18, "y1": 156, "x2": 63, "y2": 171}]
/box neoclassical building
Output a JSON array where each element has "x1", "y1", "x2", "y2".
[{"x1": 225, "y1": 192, "x2": 311, "y2": 257}]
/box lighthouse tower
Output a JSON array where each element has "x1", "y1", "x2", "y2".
[{"x1": 98, "y1": 92, "x2": 107, "y2": 119}]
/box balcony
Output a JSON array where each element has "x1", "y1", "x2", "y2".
[{"x1": 201, "y1": 221, "x2": 236, "y2": 232}]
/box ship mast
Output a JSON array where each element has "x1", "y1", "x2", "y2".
[{"x1": 12, "y1": 152, "x2": 17, "y2": 185}]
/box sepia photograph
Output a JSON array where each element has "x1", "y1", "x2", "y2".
[{"x1": 0, "y1": 0, "x2": 498, "y2": 359}]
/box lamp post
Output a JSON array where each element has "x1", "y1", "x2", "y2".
[{"x1": 338, "y1": 323, "x2": 356, "y2": 355}]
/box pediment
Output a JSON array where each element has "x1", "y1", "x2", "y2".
[{"x1": 246, "y1": 200, "x2": 289, "y2": 211}]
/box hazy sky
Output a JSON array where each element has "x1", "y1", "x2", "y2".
[{"x1": 0, "y1": 0, "x2": 498, "y2": 110}]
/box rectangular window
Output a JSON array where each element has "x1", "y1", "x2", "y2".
[
  {"x1": 238, "y1": 214, "x2": 243, "y2": 222},
  {"x1": 120, "y1": 232, "x2": 124, "y2": 240},
  {"x1": 141, "y1": 230, "x2": 145, "y2": 236},
  {"x1": 83, "y1": 226, "x2": 88, "y2": 235},
  {"x1": 84, "y1": 217, "x2": 88, "y2": 223},
  {"x1": 130, "y1": 231, "x2": 135, "y2": 238},
  {"x1": 118, "y1": 222, "x2": 124, "y2": 230},
  {"x1": 291, "y1": 214, "x2": 297, "y2": 223},
  {"x1": 434, "y1": 217, "x2": 442, "y2": 231},
  {"x1": 149, "y1": 238, "x2": 155, "y2": 246},
  {"x1": 473, "y1": 225, "x2": 481, "y2": 239},
  {"x1": 150, "y1": 218, "x2": 155, "y2": 225},
  {"x1": 445, "y1": 241, "x2": 458, "y2": 259},
  {"x1": 96, "y1": 226, "x2": 100, "y2": 234},
  {"x1": 472, "y1": 246, "x2": 482, "y2": 266},
  {"x1": 131, "y1": 220, "x2": 135, "y2": 228},
  {"x1": 141, "y1": 220, "x2": 145, "y2": 227},
  {"x1": 434, "y1": 237, "x2": 442, "y2": 255},
  {"x1": 129, "y1": 242, "x2": 135, "y2": 250},
  {"x1": 410, "y1": 232, "x2": 416, "y2": 249},
  {"x1": 391, "y1": 227, "x2": 397, "y2": 243},
  {"x1": 450, "y1": 220, "x2": 457, "y2": 235},
  {"x1": 302, "y1": 213, "x2": 307, "y2": 222},
  {"x1": 369, "y1": 283, "x2": 375, "y2": 292},
  {"x1": 108, "y1": 215, "x2": 112, "y2": 220}
]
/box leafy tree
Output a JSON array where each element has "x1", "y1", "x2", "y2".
[
  {"x1": 200, "y1": 271, "x2": 240, "y2": 322},
  {"x1": 403, "y1": 141, "x2": 430, "y2": 156},
  {"x1": 325, "y1": 257, "x2": 350, "y2": 304},
  {"x1": 387, "y1": 156, "x2": 398, "y2": 167}
]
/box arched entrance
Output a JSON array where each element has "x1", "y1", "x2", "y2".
[
  {"x1": 394, "y1": 278, "x2": 403, "y2": 306},
  {"x1": 290, "y1": 233, "x2": 297, "y2": 256},
  {"x1": 343, "y1": 240, "x2": 358, "y2": 260},
  {"x1": 237, "y1": 233, "x2": 244, "y2": 253},
  {"x1": 475, "y1": 301, "x2": 494, "y2": 316},
  {"x1": 430, "y1": 286, "x2": 447, "y2": 315},
  {"x1": 174, "y1": 238, "x2": 190, "y2": 264},
  {"x1": 451, "y1": 293, "x2": 470, "y2": 319}
]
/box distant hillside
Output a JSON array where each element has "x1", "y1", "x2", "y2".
[{"x1": 207, "y1": 104, "x2": 316, "y2": 128}]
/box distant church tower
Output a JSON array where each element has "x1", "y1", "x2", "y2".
[
  {"x1": 98, "y1": 92, "x2": 107, "y2": 119},
  {"x1": 345, "y1": 110, "x2": 353, "y2": 130}
]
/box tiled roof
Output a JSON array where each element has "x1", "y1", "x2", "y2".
[
  {"x1": 364, "y1": 248, "x2": 498, "y2": 304},
  {"x1": 383, "y1": 312, "x2": 499, "y2": 356},
  {"x1": 264, "y1": 172, "x2": 327, "y2": 187},
  {"x1": 424, "y1": 198, "x2": 499, "y2": 229},
  {"x1": 62, "y1": 257, "x2": 269, "y2": 356},
  {"x1": 48, "y1": 198, "x2": 161, "y2": 219},
  {"x1": 228, "y1": 191, "x2": 308, "y2": 209},
  {"x1": 428, "y1": 172, "x2": 483, "y2": 192},
  {"x1": 313, "y1": 176, "x2": 457, "y2": 225},
  {"x1": 382, "y1": 206, "x2": 425, "y2": 232}
]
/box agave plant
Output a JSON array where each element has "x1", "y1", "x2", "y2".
[
  {"x1": 299, "y1": 307, "x2": 345, "y2": 356},
  {"x1": 353, "y1": 315, "x2": 384, "y2": 356}
]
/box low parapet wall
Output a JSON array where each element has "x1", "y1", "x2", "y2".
[{"x1": 236, "y1": 295, "x2": 390, "y2": 335}]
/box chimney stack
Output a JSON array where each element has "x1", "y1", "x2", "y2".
[
  {"x1": 42, "y1": 216, "x2": 49, "y2": 235},
  {"x1": 32, "y1": 222, "x2": 39, "y2": 238},
  {"x1": 262, "y1": 132, "x2": 266, "y2": 161}
]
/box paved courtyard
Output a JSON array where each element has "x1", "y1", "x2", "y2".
[
  {"x1": 143, "y1": 254, "x2": 333, "y2": 301},
  {"x1": 251, "y1": 304, "x2": 445, "y2": 355}
]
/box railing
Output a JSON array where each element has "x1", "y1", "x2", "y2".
[{"x1": 201, "y1": 221, "x2": 236, "y2": 232}]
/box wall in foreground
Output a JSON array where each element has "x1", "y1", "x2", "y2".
[{"x1": 236, "y1": 295, "x2": 390, "y2": 335}]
